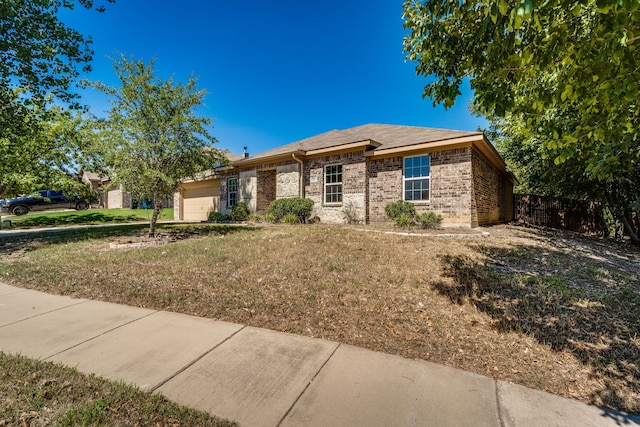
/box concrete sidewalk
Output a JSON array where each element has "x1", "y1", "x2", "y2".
[{"x1": 1, "y1": 282, "x2": 638, "y2": 427}]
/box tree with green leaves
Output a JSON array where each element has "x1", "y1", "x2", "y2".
[
  {"x1": 0, "y1": 96, "x2": 96, "y2": 199},
  {"x1": 89, "y1": 55, "x2": 226, "y2": 236},
  {"x1": 1, "y1": 0, "x2": 113, "y2": 198},
  {"x1": 1, "y1": 0, "x2": 113, "y2": 107},
  {"x1": 403, "y1": 0, "x2": 640, "y2": 244}
]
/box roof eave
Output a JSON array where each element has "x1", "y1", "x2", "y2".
[
  {"x1": 365, "y1": 134, "x2": 484, "y2": 158},
  {"x1": 231, "y1": 150, "x2": 307, "y2": 167}
]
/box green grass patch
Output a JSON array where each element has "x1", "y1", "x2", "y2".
[
  {"x1": 0, "y1": 352, "x2": 236, "y2": 426},
  {"x1": 3, "y1": 208, "x2": 173, "y2": 229}
]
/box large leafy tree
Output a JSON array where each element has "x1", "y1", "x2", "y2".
[
  {"x1": 1, "y1": 0, "x2": 113, "y2": 107},
  {"x1": 90, "y1": 55, "x2": 226, "y2": 236},
  {"x1": 0, "y1": 94, "x2": 96, "y2": 198},
  {"x1": 403, "y1": 0, "x2": 640, "y2": 244},
  {"x1": 1, "y1": 0, "x2": 113, "y2": 198}
]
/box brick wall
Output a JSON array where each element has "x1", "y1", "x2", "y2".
[
  {"x1": 367, "y1": 156, "x2": 403, "y2": 223},
  {"x1": 428, "y1": 148, "x2": 474, "y2": 226},
  {"x1": 367, "y1": 148, "x2": 474, "y2": 226},
  {"x1": 256, "y1": 169, "x2": 276, "y2": 214},
  {"x1": 471, "y1": 147, "x2": 505, "y2": 225},
  {"x1": 276, "y1": 163, "x2": 299, "y2": 198},
  {"x1": 304, "y1": 151, "x2": 367, "y2": 223}
]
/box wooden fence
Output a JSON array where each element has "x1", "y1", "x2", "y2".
[{"x1": 514, "y1": 194, "x2": 606, "y2": 234}]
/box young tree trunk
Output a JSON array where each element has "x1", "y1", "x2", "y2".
[
  {"x1": 604, "y1": 191, "x2": 640, "y2": 246},
  {"x1": 620, "y1": 213, "x2": 640, "y2": 246},
  {"x1": 148, "y1": 191, "x2": 160, "y2": 237}
]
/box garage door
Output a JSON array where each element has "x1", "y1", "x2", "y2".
[{"x1": 182, "y1": 179, "x2": 220, "y2": 221}]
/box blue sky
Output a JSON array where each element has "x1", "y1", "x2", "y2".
[{"x1": 63, "y1": 1, "x2": 486, "y2": 155}]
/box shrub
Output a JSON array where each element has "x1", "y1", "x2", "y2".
[
  {"x1": 266, "y1": 198, "x2": 314, "y2": 223},
  {"x1": 282, "y1": 213, "x2": 300, "y2": 224},
  {"x1": 342, "y1": 200, "x2": 361, "y2": 224},
  {"x1": 231, "y1": 202, "x2": 249, "y2": 221},
  {"x1": 247, "y1": 213, "x2": 263, "y2": 223},
  {"x1": 384, "y1": 200, "x2": 443, "y2": 230},
  {"x1": 418, "y1": 212, "x2": 443, "y2": 229},
  {"x1": 264, "y1": 213, "x2": 277, "y2": 223},
  {"x1": 208, "y1": 211, "x2": 231, "y2": 222},
  {"x1": 384, "y1": 200, "x2": 416, "y2": 220},
  {"x1": 394, "y1": 213, "x2": 415, "y2": 229}
]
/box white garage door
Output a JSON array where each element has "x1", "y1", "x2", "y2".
[{"x1": 182, "y1": 179, "x2": 220, "y2": 221}]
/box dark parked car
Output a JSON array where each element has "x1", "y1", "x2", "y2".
[{"x1": 0, "y1": 190, "x2": 90, "y2": 216}]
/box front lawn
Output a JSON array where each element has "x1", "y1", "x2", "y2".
[
  {"x1": 0, "y1": 224, "x2": 638, "y2": 415},
  {"x1": 1, "y1": 208, "x2": 173, "y2": 229}
]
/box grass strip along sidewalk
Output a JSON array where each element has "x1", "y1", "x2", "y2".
[{"x1": 0, "y1": 352, "x2": 236, "y2": 426}]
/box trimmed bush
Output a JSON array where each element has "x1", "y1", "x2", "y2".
[
  {"x1": 384, "y1": 200, "x2": 442, "y2": 230},
  {"x1": 282, "y1": 213, "x2": 300, "y2": 224},
  {"x1": 394, "y1": 213, "x2": 414, "y2": 229},
  {"x1": 266, "y1": 198, "x2": 314, "y2": 223},
  {"x1": 384, "y1": 200, "x2": 416, "y2": 220},
  {"x1": 208, "y1": 211, "x2": 231, "y2": 222},
  {"x1": 231, "y1": 202, "x2": 249, "y2": 221},
  {"x1": 418, "y1": 212, "x2": 443, "y2": 229}
]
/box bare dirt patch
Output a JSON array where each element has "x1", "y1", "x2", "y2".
[{"x1": 0, "y1": 223, "x2": 638, "y2": 414}]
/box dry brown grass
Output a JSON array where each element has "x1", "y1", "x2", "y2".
[{"x1": 1, "y1": 223, "x2": 638, "y2": 415}]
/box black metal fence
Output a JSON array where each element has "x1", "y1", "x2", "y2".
[{"x1": 514, "y1": 194, "x2": 606, "y2": 234}]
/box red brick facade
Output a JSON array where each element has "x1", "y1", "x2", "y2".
[{"x1": 218, "y1": 145, "x2": 512, "y2": 226}]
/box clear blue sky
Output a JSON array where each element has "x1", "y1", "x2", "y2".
[{"x1": 63, "y1": 0, "x2": 486, "y2": 156}]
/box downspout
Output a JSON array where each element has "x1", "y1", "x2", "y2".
[{"x1": 292, "y1": 153, "x2": 304, "y2": 198}]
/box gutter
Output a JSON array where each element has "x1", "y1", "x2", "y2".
[{"x1": 292, "y1": 153, "x2": 305, "y2": 198}]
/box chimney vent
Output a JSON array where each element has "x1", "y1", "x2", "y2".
[{"x1": 242, "y1": 146, "x2": 249, "y2": 158}]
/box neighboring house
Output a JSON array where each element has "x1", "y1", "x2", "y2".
[
  {"x1": 82, "y1": 172, "x2": 132, "y2": 209},
  {"x1": 173, "y1": 150, "x2": 242, "y2": 221},
  {"x1": 175, "y1": 124, "x2": 518, "y2": 227},
  {"x1": 82, "y1": 172, "x2": 171, "y2": 210}
]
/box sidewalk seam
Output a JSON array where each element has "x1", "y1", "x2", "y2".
[
  {"x1": 0, "y1": 299, "x2": 89, "y2": 329},
  {"x1": 276, "y1": 342, "x2": 342, "y2": 427},
  {"x1": 495, "y1": 380, "x2": 506, "y2": 427},
  {"x1": 149, "y1": 324, "x2": 247, "y2": 393},
  {"x1": 43, "y1": 309, "x2": 159, "y2": 360}
]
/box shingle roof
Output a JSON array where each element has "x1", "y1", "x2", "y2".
[{"x1": 236, "y1": 124, "x2": 483, "y2": 163}]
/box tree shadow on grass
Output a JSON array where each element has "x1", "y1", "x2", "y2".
[{"x1": 433, "y1": 243, "x2": 640, "y2": 415}]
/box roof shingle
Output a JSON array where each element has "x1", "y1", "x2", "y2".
[{"x1": 236, "y1": 123, "x2": 483, "y2": 163}]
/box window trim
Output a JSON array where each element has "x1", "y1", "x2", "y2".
[
  {"x1": 402, "y1": 154, "x2": 431, "y2": 203},
  {"x1": 323, "y1": 163, "x2": 343, "y2": 205},
  {"x1": 227, "y1": 177, "x2": 238, "y2": 208}
]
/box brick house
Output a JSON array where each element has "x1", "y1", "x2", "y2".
[{"x1": 177, "y1": 124, "x2": 517, "y2": 227}]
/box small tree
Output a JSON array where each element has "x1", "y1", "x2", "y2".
[{"x1": 90, "y1": 55, "x2": 225, "y2": 236}]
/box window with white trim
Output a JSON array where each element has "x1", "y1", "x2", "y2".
[
  {"x1": 324, "y1": 164, "x2": 342, "y2": 204},
  {"x1": 403, "y1": 155, "x2": 430, "y2": 201},
  {"x1": 228, "y1": 178, "x2": 238, "y2": 207}
]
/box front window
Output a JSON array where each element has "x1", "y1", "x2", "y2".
[
  {"x1": 324, "y1": 164, "x2": 342, "y2": 204},
  {"x1": 228, "y1": 178, "x2": 238, "y2": 207},
  {"x1": 403, "y1": 155, "x2": 430, "y2": 201}
]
